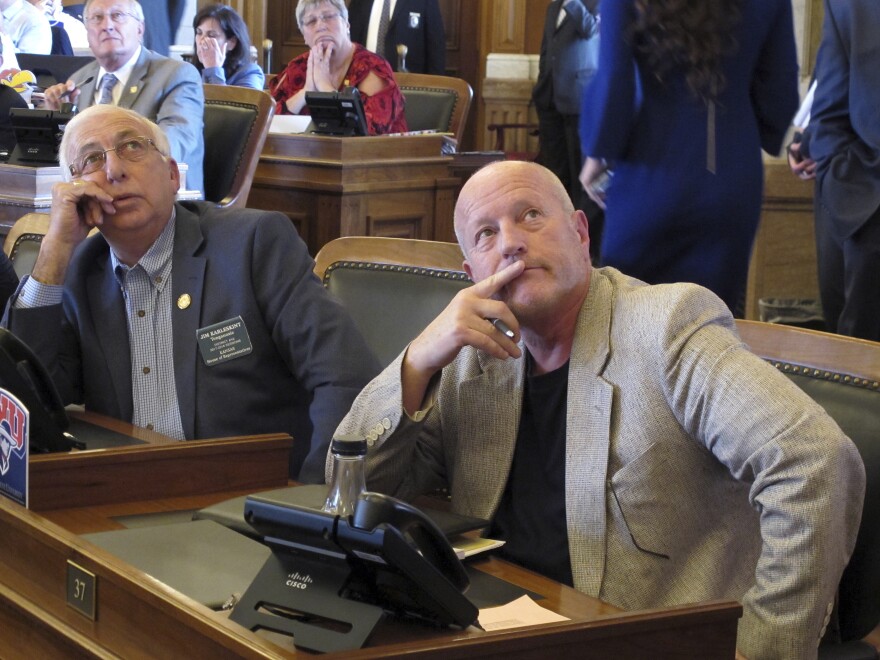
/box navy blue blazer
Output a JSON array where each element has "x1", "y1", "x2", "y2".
[
  {"x1": 802, "y1": 0, "x2": 880, "y2": 239},
  {"x1": 532, "y1": 0, "x2": 600, "y2": 116},
  {"x1": 4, "y1": 203, "x2": 380, "y2": 482},
  {"x1": 348, "y1": 0, "x2": 446, "y2": 75}
]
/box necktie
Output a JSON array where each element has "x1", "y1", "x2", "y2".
[
  {"x1": 98, "y1": 73, "x2": 118, "y2": 105},
  {"x1": 375, "y1": 0, "x2": 392, "y2": 60}
]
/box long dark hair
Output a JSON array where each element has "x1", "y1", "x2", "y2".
[
  {"x1": 632, "y1": 0, "x2": 744, "y2": 103},
  {"x1": 192, "y1": 4, "x2": 252, "y2": 79}
]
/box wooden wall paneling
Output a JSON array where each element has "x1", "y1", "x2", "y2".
[
  {"x1": 482, "y1": 78, "x2": 537, "y2": 154},
  {"x1": 266, "y1": 0, "x2": 307, "y2": 74},
  {"x1": 316, "y1": 194, "x2": 345, "y2": 249},
  {"x1": 287, "y1": 209, "x2": 312, "y2": 250},
  {"x1": 438, "y1": 0, "x2": 480, "y2": 150},
  {"x1": 474, "y1": 0, "x2": 515, "y2": 150},
  {"x1": 438, "y1": 0, "x2": 461, "y2": 77},
  {"x1": 804, "y1": 0, "x2": 823, "y2": 79},
  {"x1": 524, "y1": 0, "x2": 546, "y2": 53},
  {"x1": 243, "y1": 1, "x2": 268, "y2": 70},
  {"x1": 366, "y1": 212, "x2": 427, "y2": 240},
  {"x1": 363, "y1": 190, "x2": 432, "y2": 240},
  {"x1": 487, "y1": 0, "x2": 526, "y2": 53},
  {"x1": 339, "y1": 193, "x2": 367, "y2": 241},
  {"x1": 433, "y1": 178, "x2": 457, "y2": 243}
]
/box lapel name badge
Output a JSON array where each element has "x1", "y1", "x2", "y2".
[{"x1": 196, "y1": 316, "x2": 253, "y2": 366}]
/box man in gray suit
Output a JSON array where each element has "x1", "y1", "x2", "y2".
[
  {"x1": 532, "y1": 0, "x2": 601, "y2": 251},
  {"x1": 801, "y1": 0, "x2": 880, "y2": 342},
  {"x1": 333, "y1": 160, "x2": 865, "y2": 659},
  {"x1": 42, "y1": 0, "x2": 204, "y2": 194}
]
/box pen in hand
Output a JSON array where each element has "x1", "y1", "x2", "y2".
[
  {"x1": 60, "y1": 76, "x2": 95, "y2": 99},
  {"x1": 490, "y1": 318, "x2": 515, "y2": 339}
]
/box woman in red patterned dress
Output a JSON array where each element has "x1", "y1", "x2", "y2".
[{"x1": 270, "y1": 0, "x2": 407, "y2": 135}]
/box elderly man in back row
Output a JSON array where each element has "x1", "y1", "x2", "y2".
[
  {"x1": 333, "y1": 160, "x2": 865, "y2": 658},
  {"x1": 42, "y1": 0, "x2": 204, "y2": 194},
  {"x1": 2, "y1": 104, "x2": 380, "y2": 482}
]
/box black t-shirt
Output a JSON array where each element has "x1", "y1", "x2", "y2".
[{"x1": 489, "y1": 357, "x2": 573, "y2": 586}]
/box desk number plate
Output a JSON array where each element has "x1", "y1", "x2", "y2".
[{"x1": 66, "y1": 560, "x2": 96, "y2": 620}]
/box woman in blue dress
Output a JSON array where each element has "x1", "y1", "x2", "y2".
[
  {"x1": 192, "y1": 4, "x2": 265, "y2": 90},
  {"x1": 579, "y1": 0, "x2": 798, "y2": 312}
]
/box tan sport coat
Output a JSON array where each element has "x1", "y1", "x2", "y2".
[{"x1": 332, "y1": 267, "x2": 864, "y2": 659}]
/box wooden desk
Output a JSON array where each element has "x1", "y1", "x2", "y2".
[
  {"x1": 1, "y1": 415, "x2": 741, "y2": 658},
  {"x1": 30, "y1": 411, "x2": 293, "y2": 511},
  {"x1": 248, "y1": 133, "x2": 461, "y2": 255},
  {"x1": 0, "y1": 162, "x2": 59, "y2": 237}
]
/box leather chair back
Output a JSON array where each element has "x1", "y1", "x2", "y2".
[
  {"x1": 3, "y1": 213, "x2": 50, "y2": 278},
  {"x1": 737, "y1": 320, "x2": 880, "y2": 653},
  {"x1": 322, "y1": 262, "x2": 470, "y2": 367},
  {"x1": 202, "y1": 84, "x2": 275, "y2": 208},
  {"x1": 315, "y1": 237, "x2": 468, "y2": 367},
  {"x1": 393, "y1": 72, "x2": 473, "y2": 144}
]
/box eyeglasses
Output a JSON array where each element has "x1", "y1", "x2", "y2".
[
  {"x1": 70, "y1": 136, "x2": 159, "y2": 178},
  {"x1": 302, "y1": 12, "x2": 340, "y2": 29},
  {"x1": 84, "y1": 11, "x2": 140, "y2": 26}
]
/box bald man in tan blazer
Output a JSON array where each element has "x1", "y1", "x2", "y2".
[{"x1": 332, "y1": 161, "x2": 865, "y2": 659}]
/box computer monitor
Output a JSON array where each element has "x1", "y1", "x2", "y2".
[{"x1": 15, "y1": 53, "x2": 95, "y2": 90}]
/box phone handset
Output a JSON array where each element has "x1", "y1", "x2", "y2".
[
  {"x1": 351, "y1": 492, "x2": 469, "y2": 590},
  {"x1": 0, "y1": 328, "x2": 83, "y2": 452}
]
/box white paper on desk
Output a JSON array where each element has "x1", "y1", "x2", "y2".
[
  {"x1": 269, "y1": 115, "x2": 312, "y2": 134},
  {"x1": 478, "y1": 595, "x2": 570, "y2": 631}
]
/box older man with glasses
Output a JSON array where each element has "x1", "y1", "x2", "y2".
[
  {"x1": 1, "y1": 104, "x2": 380, "y2": 482},
  {"x1": 41, "y1": 0, "x2": 204, "y2": 195}
]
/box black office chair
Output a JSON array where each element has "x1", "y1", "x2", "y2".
[
  {"x1": 314, "y1": 237, "x2": 469, "y2": 368},
  {"x1": 737, "y1": 320, "x2": 880, "y2": 659},
  {"x1": 14, "y1": 53, "x2": 96, "y2": 90},
  {"x1": 202, "y1": 84, "x2": 274, "y2": 209}
]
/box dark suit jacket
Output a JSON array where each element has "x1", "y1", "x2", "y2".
[
  {"x1": 49, "y1": 23, "x2": 73, "y2": 56},
  {"x1": 140, "y1": 0, "x2": 186, "y2": 57},
  {"x1": 532, "y1": 0, "x2": 599, "y2": 115},
  {"x1": 0, "y1": 252, "x2": 18, "y2": 311},
  {"x1": 348, "y1": 0, "x2": 446, "y2": 75},
  {"x1": 802, "y1": 0, "x2": 880, "y2": 239},
  {"x1": 71, "y1": 48, "x2": 205, "y2": 195},
  {"x1": 4, "y1": 202, "x2": 380, "y2": 482}
]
